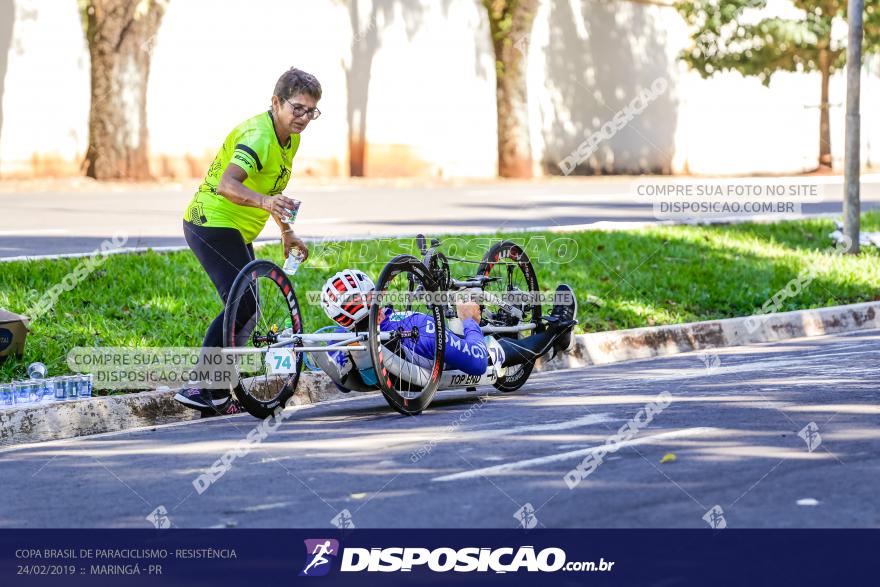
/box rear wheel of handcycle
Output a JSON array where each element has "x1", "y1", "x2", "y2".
[
  {"x1": 368, "y1": 254, "x2": 445, "y2": 416},
  {"x1": 478, "y1": 241, "x2": 540, "y2": 392},
  {"x1": 222, "y1": 259, "x2": 303, "y2": 418}
]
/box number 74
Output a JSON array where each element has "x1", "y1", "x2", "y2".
[{"x1": 266, "y1": 350, "x2": 296, "y2": 374}]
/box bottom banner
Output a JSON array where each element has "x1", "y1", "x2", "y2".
[{"x1": 1, "y1": 529, "x2": 875, "y2": 586}]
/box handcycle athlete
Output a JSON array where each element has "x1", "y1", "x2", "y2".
[
  {"x1": 208, "y1": 236, "x2": 579, "y2": 418},
  {"x1": 314, "y1": 269, "x2": 578, "y2": 392}
]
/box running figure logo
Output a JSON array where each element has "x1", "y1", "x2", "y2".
[
  {"x1": 798, "y1": 421, "x2": 822, "y2": 452},
  {"x1": 702, "y1": 505, "x2": 727, "y2": 529},
  {"x1": 299, "y1": 539, "x2": 340, "y2": 577},
  {"x1": 514, "y1": 503, "x2": 539, "y2": 529}
]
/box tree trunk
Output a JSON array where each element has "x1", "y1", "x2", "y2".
[
  {"x1": 82, "y1": 0, "x2": 166, "y2": 181},
  {"x1": 818, "y1": 47, "x2": 832, "y2": 169},
  {"x1": 485, "y1": 0, "x2": 538, "y2": 178},
  {"x1": 0, "y1": 0, "x2": 13, "y2": 178},
  {"x1": 348, "y1": 122, "x2": 366, "y2": 177},
  {"x1": 346, "y1": 0, "x2": 380, "y2": 177}
]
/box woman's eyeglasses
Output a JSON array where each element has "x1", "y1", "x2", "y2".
[{"x1": 285, "y1": 99, "x2": 321, "y2": 120}]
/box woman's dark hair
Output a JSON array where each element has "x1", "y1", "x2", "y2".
[{"x1": 274, "y1": 67, "x2": 322, "y2": 101}]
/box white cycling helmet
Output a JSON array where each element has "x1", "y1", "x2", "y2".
[{"x1": 320, "y1": 269, "x2": 376, "y2": 329}]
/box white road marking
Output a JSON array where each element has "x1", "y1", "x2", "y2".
[
  {"x1": 432, "y1": 427, "x2": 716, "y2": 482},
  {"x1": 497, "y1": 413, "x2": 614, "y2": 433},
  {"x1": 241, "y1": 501, "x2": 292, "y2": 513},
  {"x1": 206, "y1": 521, "x2": 238, "y2": 528}
]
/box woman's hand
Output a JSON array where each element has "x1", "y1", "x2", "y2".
[
  {"x1": 282, "y1": 231, "x2": 310, "y2": 261},
  {"x1": 265, "y1": 195, "x2": 300, "y2": 221}
]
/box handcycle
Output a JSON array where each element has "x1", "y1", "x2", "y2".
[{"x1": 218, "y1": 235, "x2": 575, "y2": 418}]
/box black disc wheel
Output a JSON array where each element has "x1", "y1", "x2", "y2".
[
  {"x1": 478, "y1": 241, "x2": 540, "y2": 392},
  {"x1": 368, "y1": 255, "x2": 445, "y2": 415},
  {"x1": 222, "y1": 259, "x2": 303, "y2": 418}
]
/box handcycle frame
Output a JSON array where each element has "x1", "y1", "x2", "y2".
[{"x1": 219, "y1": 235, "x2": 551, "y2": 417}]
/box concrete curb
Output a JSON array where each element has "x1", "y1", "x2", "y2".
[
  {"x1": 538, "y1": 300, "x2": 880, "y2": 371},
  {"x1": 0, "y1": 371, "x2": 344, "y2": 447},
  {"x1": 2, "y1": 301, "x2": 878, "y2": 447}
]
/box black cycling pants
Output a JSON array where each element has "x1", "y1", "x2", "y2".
[
  {"x1": 497, "y1": 325, "x2": 566, "y2": 367},
  {"x1": 183, "y1": 221, "x2": 257, "y2": 351}
]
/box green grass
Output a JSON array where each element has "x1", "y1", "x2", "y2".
[{"x1": 2, "y1": 212, "x2": 880, "y2": 385}]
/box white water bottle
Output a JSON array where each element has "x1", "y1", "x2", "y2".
[
  {"x1": 283, "y1": 247, "x2": 305, "y2": 276},
  {"x1": 281, "y1": 198, "x2": 303, "y2": 276}
]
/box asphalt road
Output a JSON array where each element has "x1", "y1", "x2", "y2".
[
  {"x1": 0, "y1": 329, "x2": 877, "y2": 529},
  {"x1": 3, "y1": 175, "x2": 880, "y2": 259}
]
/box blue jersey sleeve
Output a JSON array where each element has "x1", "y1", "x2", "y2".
[
  {"x1": 443, "y1": 318, "x2": 488, "y2": 376},
  {"x1": 378, "y1": 312, "x2": 487, "y2": 376}
]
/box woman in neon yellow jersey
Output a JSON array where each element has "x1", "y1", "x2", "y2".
[{"x1": 178, "y1": 67, "x2": 321, "y2": 415}]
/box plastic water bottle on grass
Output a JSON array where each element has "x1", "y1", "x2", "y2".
[
  {"x1": 79, "y1": 374, "x2": 93, "y2": 397},
  {"x1": 12, "y1": 381, "x2": 31, "y2": 404},
  {"x1": 26, "y1": 362, "x2": 51, "y2": 402},
  {"x1": 53, "y1": 378, "x2": 66, "y2": 400},
  {"x1": 27, "y1": 362, "x2": 47, "y2": 379},
  {"x1": 39, "y1": 380, "x2": 54, "y2": 403},
  {"x1": 67, "y1": 376, "x2": 79, "y2": 399},
  {"x1": 0, "y1": 384, "x2": 13, "y2": 406}
]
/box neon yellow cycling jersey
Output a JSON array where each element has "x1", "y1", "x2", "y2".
[{"x1": 184, "y1": 111, "x2": 300, "y2": 243}]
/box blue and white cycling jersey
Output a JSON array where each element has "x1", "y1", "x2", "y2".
[{"x1": 380, "y1": 310, "x2": 488, "y2": 376}]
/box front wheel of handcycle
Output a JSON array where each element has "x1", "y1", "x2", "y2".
[
  {"x1": 222, "y1": 259, "x2": 303, "y2": 418},
  {"x1": 478, "y1": 240, "x2": 541, "y2": 392},
  {"x1": 368, "y1": 254, "x2": 446, "y2": 416}
]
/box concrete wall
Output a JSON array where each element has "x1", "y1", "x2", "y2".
[{"x1": 1, "y1": 0, "x2": 878, "y2": 179}]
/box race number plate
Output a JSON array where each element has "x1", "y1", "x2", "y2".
[
  {"x1": 266, "y1": 349, "x2": 297, "y2": 374},
  {"x1": 485, "y1": 336, "x2": 507, "y2": 378}
]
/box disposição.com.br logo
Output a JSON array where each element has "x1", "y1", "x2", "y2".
[{"x1": 299, "y1": 539, "x2": 613, "y2": 575}]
